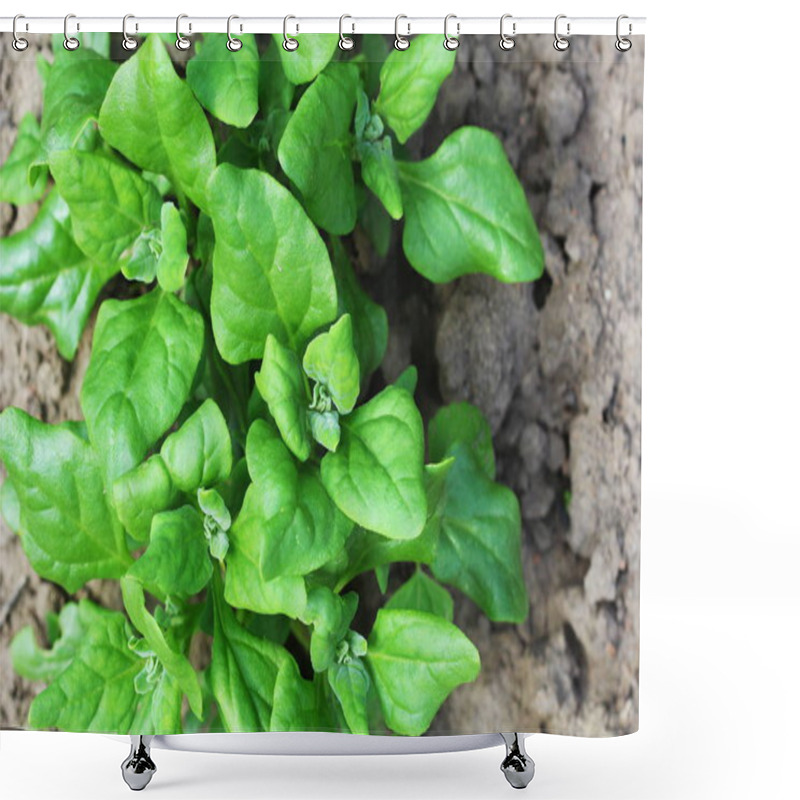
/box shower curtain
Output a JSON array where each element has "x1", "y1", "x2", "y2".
[{"x1": 0, "y1": 29, "x2": 643, "y2": 739}]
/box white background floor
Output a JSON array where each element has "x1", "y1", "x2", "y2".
[{"x1": 3, "y1": 1, "x2": 800, "y2": 798}]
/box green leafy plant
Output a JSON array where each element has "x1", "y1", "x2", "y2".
[{"x1": 0, "y1": 33, "x2": 543, "y2": 736}]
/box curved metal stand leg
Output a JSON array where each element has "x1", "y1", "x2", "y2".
[
  {"x1": 121, "y1": 735, "x2": 156, "y2": 791},
  {"x1": 500, "y1": 733, "x2": 535, "y2": 790}
]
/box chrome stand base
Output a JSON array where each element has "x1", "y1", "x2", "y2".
[
  {"x1": 121, "y1": 735, "x2": 156, "y2": 791},
  {"x1": 500, "y1": 733, "x2": 535, "y2": 790}
]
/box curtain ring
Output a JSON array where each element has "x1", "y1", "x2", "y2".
[
  {"x1": 121, "y1": 14, "x2": 138, "y2": 51},
  {"x1": 499, "y1": 14, "x2": 515, "y2": 50},
  {"x1": 227, "y1": 15, "x2": 243, "y2": 51},
  {"x1": 444, "y1": 14, "x2": 459, "y2": 51},
  {"x1": 394, "y1": 15, "x2": 410, "y2": 51},
  {"x1": 554, "y1": 14, "x2": 570, "y2": 51},
  {"x1": 615, "y1": 14, "x2": 632, "y2": 52},
  {"x1": 12, "y1": 14, "x2": 29, "y2": 52},
  {"x1": 283, "y1": 15, "x2": 299, "y2": 51},
  {"x1": 176, "y1": 14, "x2": 191, "y2": 51},
  {"x1": 339, "y1": 14, "x2": 355, "y2": 51},
  {"x1": 63, "y1": 13, "x2": 80, "y2": 51}
]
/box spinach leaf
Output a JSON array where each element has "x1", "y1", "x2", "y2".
[
  {"x1": 0, "y1": 114, "x2": 48, "y2": 205},
  {"x1": 303, "y1": 314, "x2": 361, "y2": 415},
  {"x1": 274, "y1": 34, "x2": 339, "y2": 85},
  {"x1": 428, "y1": 402, "x2": 496, "y2": 480},
  {"x1": 385, "y1": 570, "x2": 454, "y2": 622}
]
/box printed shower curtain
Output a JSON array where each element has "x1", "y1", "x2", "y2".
[{"x1": 0, "y1": 29, "x2": 643, "y2": 741}]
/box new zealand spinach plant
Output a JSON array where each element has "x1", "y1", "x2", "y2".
[{"x1": 0, "y1": 32, "x2": 543, "y2": 736}]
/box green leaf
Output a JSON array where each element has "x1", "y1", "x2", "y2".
[
  {"x1": 186, "y1": 33, "x2": 260, "y2": 128},
  {"x1": 255, "y1": 335, "x2": 312, "y2": 461},
  {"x1": 0, "y1": 114, "x2": 48, "y2": 205},
  {"x1": 156, "y1": 202, "x2": 189, "y2": 292},
  {"x1": 28, "y1": 606, "x2": 140, "y2": 732},
  {"x1": 278, "y1": 64, "x2": 359, "y2": 235},
  {"x1": 303, "y1": 315, "x2": 360, "y2": 415},
  {"x1": 385, "y1": 570, "x2": 454, "y2": 622},
  {"x1": 308, "y1": 410, "x2": 340, "y2": 452},
  {"x1": 98, "y1": 35, "x2": 216, "y2": 211},
  {"x1": 359, "y1": 136, "x2": 403, "y2": 220},
  {"x1": 121, "y1": 576, "x2": 203, "y2": 718},
  {"x1": 431, "y1": 444, "x2": 528, "y2": 623},
  {"x1": 81, "y1": 291, "x2": 205, "y2": 481},
  {"x1": 428, "y1": 402, "x2": 496, "y2": 480},
  {"x1": 210, "y1": 585, "x2": 292, "y2": 732},
  {"x1": 0, "y1": 408, "x2": 131, "y2": 593},
  {"x1": 161, "y1": 399, "x2": 233, "y2": 492},
  {"x1": 11, "y1": 600, "x2": 109, "y2": 683},
  {"x1": 233, "y1": 420, "x2": 351, "y2": 581},
  {"x1": 49, "y1": 150, "x2": 162, "y2": 272},
  {"x1": 112, "y1": 455, "x2": 178, "y2": 543},
  {"x1": 274, "y1": 34, "x2": 339, "y2": 85},
  {"x1": 128, "y1": 507, "x2": 213, "y2": 599},
  {"x1": 328, "y1": 659, "x2": 370, "y2": 735},
  {"x1": 259, "y1": 48, "x2": 295, "y2": 112},
  {"x1": 39, "y1": 50, "x2": 117, "y2": 158},
  {"x1": 394, "y1": 365, "x2": 418, "y2": 395},
  {"x1": 207, "y1": 163, "x2": 338, "y2": 364},
  {"x1": 321, "y1": 386, "x2": 426, "y2": 540},
  {"x1": 301, "y1": 587, "x2": 357, "y2": 672},
  {"x1": 366, "y1": 609, "x2": 480, "y2": 736},
  {"x1": 398, "y1": 127, "x2": 544, "y2": 283},
  {"x1": 330, "y1": 240, "x2": 388, "y2": 380},
  {"x1": 131, "y1": 667, "x2": 183, "y2": 734},
  {"x1": 0, "y1": 190, "x2": 115, "y2": 360},
  {"x1": 374, "y1": 35, "x2": 456, "y2": 144},
  {"x1": 270, "y1": 660, "x2": 329, "y2": 731}
]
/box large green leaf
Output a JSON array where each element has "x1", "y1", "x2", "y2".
[
  {"x1": 270, "y1": 660, "x2": 330, "y2": 731},
  {"x1": 374, "y1": 35, "x2": 456, "y2": 144},
  {"x1": 321, "y1": 386, "x2": 426, "y2": 540},
  {"x1": 49, "y1": 150, "x2": 162, "y2": 272},
  {"x1": 0, "y1": 409, "x2": 131, "y2": 593},
  {"x1": 0, "y1": 191, "x2": 115, "y2": 360},
  {"x1": 155, "y1": 202, "x2": 189, "y2": 292},
  {"x1": 254, "y1": 335, "x2": 311, "y2": 461},
  {"x1": 398, "y1": 127, "x2": 544, "y2": 283},
  {"x1": 81, "y1": 291, "x2": 204, "y2": 481},
  {"x1": 210, "y1": 586, "x2": 292, "y2": 732},
  {"x1": 428, "y1": 402, "x2": 496, "y2": 480},
  {"x1": 121, "y1": 576, "x2": 203, "y2": 718},
  {"x1": 385, "y1": 569, "x2": 454, "y2": 622},
  {"x1": 0, "y1": 113, "x2": 48, "y2": 205},
  {"x1": 11, "y1": 600, "x2": 110, "y2": 684},
  {"x1": 128, "y1": 507, "x2": 212, "y2": 599},
  {"x1": 28, "y1": 606, "x2": 140, "y2": 732},
  {"x1": 328, "y1": 659, "x2": 370, "y2": 735},
  {"x1": 431, "y1": 444, "x2": 528, "y2": 623},
  {"x1": 160, "y1": 399, "x2": 233, "y2": 492},
  {"x1": 186, "y1": 33, "x2": 260, "y2": 128},
  {"x1": 112, "y1": 455, "x2": 178, "y2": 543},
  {"x1": 359, "y1": 136, "x2": 403, "y2": 220},
  {"x1": 207, "y1": 163, "x2": 338, "y2": 364},
  {"x1": 233, "y1": 420, "x2": 351, "y2": 581},
  {"x1": 278, "y1": 64, "x2": 359, "y2": 234},
  {"x1": 366, "y1": 609, "x2": 480, "y2": 736},
  {"x1": 273, "y1": 34, "x2": 339, "y2": 85},
  {"x1": 330, "y1": 240, "x2": 388, "y2": 380},
  {"x1": 98, "y1": 35, "x2": 216, "y2": 211},
  {"x1": 39, "y1": 50, "x2": 118, "y2": 158},
  {"x1": 303, "y1": 315, "x2": 360, "y2": 415}
]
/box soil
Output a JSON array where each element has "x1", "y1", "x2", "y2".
[{"x1": 0, "y1": 34, "x2": 643, "y2": 736}]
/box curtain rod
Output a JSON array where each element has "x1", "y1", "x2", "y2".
[{"x1": 1, "y1": 16, "x2": 646, "y2": 37}]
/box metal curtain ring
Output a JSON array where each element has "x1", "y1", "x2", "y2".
[
  {"x1": 499, "y1": 14, "x2": 515, "y2": 50},
  {"x1": 283, "y1": 15, "x2": 299, "y2": 51},
  {"x1": 554, "y1": 14, "x2": 570, "y2": 51},
  {"x1": 616, "y1": 14, "x2": 632, "y2": 52},
  {"x1": 227, "y1": 15, "x2": 243, "y2": 51},
  {"x1": 444, "y1": 14, "x2": 459, "y2": 50},
  {"x1": 63, "y1": 13, "x2": 80, "y2": 51},
  {"x1": 12, "y1": 14, "x2": 29, "y2": 52},
  {"x1": 339, "y1": 14, "x2": 355, "y2": 51},
  {"x1": 121, "y1": 14, "x2": 138, "y2": 51},
  {"x1": 394, "y1": 15, "x2": 410, "y2": 51},
  {"x1": 176, "y1": 14, "x2": 191, "y2": 51}
]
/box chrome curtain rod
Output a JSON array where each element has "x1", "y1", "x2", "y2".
[{"x1": 1, "y1": 15, "x2": 646, "y2": 37}]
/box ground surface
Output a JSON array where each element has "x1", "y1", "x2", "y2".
[{"x1": 0, "y1": 34, "x2": 643, "y2": 735}]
